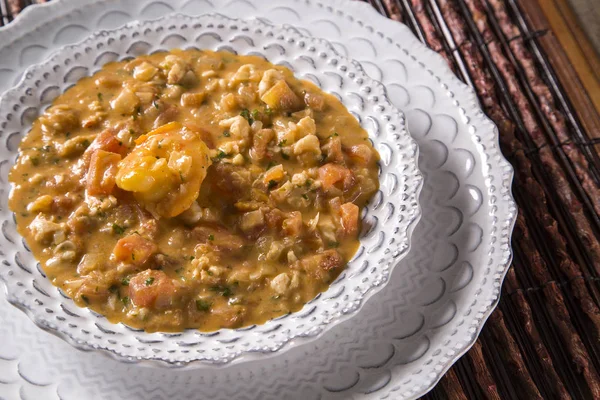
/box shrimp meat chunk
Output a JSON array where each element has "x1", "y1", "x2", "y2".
[{"x1": 116, "y1": 122, "x2": 212, "y2": 218}]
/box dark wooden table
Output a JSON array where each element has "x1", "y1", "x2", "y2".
[{"x1": 3, "y1": 0, "x2": 600, "y2": 398}]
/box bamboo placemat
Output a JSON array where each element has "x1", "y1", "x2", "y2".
[{"x1": 3, "y1": 0, "x2": 600, "y2": 399}]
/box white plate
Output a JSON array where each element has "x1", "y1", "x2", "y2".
[
  {"x1": 0, "y1": 0, "x2": 516, "y2": 399},
  {"x1": 0, "y1": 13, "x2": 422, "y2": 366}
]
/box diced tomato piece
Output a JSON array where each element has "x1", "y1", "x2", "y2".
[
  {"x1": 323, "y1": 137, "x2": 344, "y2": 164},
  {"x1": 339, "y1": 202, "x2": 359, "y2": 236},
  {"x1": 86, "y1": 149, "x2": 121, "y2": 195},
  {"x1": 113, "y1": 235, "x2": 157, "y2": 266},
  {"x1": 282, "y1": 211, "x2": 303, "y2": 236},
  {"x1": 263, "y1": 164, "x2": 285, "y2": 185},
  {"x1": 80, "y1": 129, "x2": 127, "y2": 173},
  {"x1": 346, "y1": 144, "x2": 373, "y2": 165},
  {"x1": 318, "y1": 163, "x2": 354, "y2": 191},
  {"x1": 87, "y1": 128, "x2": 128, "y2": 157},
  {"x1": 128, "y1": 269, "x2": 178, "y2": 309}
]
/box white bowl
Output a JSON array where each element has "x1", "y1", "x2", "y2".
[{"x1": 0, "y1": 14, "x2": 422, "y2": 366}]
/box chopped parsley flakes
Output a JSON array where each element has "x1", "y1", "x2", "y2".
[
  {"x1": 112, "y1": 224, "x2": 125, "y2": 235},
  {"x1": 240, "y1": 108, "x2": 253, "y2": 124},
  {"x1": 195, "y1": 299, "x2": 211, "y2": 312},
  {"x1": 210, "y1": 285, "x2": 234, "y2": 297}
]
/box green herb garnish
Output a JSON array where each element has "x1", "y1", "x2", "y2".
[
  {"x1": 121, "y1": 277, "x2": 130, "y2": 286},
  {"x1": 145, "y1": 277, "x2": 155, "y2": 286},
  {"x1": 210, "y1": 285, "x2": 234, "y2": 297},
  {"x1": 222, "y1": 130, "x2": 231, "y2": 137},
  {"x1": 195, "y1": 299, "x2": 211, "y2": 312},
  {"x1": 208, "y1": 234, "x2": 215, "y2": 241},
  {"x1": 240, "y1": 108, "x2": 253, "y2": 124},
  {"x1": 112, "y1": 224, "x2": 125, "y2": 235}
]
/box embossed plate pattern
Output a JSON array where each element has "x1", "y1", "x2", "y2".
[{"x1": 0, "y1": 0, "x2": 516, "y2": 399}]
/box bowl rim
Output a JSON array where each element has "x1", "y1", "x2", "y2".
[{"x1": 0, "y1": 12, "x2": 423, "y2": 367}]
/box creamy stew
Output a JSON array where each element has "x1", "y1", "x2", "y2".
[{"x1": 9, "y1": 49, "x2": 380, "y2": 332}]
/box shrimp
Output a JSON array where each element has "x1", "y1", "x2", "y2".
[{"x1": 115, "y1": 122, "x2": 212, "y2": 218}]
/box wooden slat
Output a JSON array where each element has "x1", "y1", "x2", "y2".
[{"x1": 519, "y1": 0, "x2": 600, "y2": 143}]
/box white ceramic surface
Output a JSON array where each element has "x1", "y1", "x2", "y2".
[
  {"x1": 0, "y1": 13, "x2": 422, "y2": 366},
  {"x1": 0, "y1": 0, "x2": 516, "y2": 399}
]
